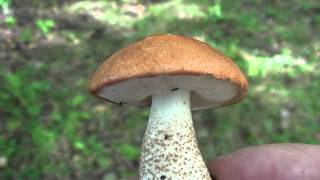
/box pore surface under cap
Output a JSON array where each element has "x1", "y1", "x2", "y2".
[{"x1": 98, "y1": 75, "x2": 238, "y2": 110}]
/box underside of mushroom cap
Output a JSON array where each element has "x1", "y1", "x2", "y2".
[{"x1": 89, "y1": 34, "x2": 248, "y2": 110}]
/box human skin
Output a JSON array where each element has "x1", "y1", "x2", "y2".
[{"x1": 207, "y1": 143, "x2": 320, "y2": 180}]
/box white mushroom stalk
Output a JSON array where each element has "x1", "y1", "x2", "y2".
[{"x1": 139, "y1": 88, "x2": 211, "y2": 179}]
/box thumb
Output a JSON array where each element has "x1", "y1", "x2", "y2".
[{"x1": 207, "y1": 143, "x2": 320, "y2": 180}]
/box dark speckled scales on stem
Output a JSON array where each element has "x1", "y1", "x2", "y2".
[{"x1": 139, "y1": 89, "x2": 211, "y2": 179}]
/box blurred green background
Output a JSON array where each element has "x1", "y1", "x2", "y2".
[{"x1": 0, "y1": 0, "x2": 319, "y2": 179}]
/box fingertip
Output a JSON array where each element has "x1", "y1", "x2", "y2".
[{"x1": 207, "y1": 144, "x2": 320, "y2": 180}]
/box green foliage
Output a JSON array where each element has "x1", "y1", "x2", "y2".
[
  {"x1": 4, "y1": 15, "x2": 16, "y2": 26},
  {"x1": 19, "y1": 27, "x2": 33, "y2": 42},
  {"x1": 244, "y1": 48, "x2": 313, "y2": 78},
  {"x1": 0, "y1": 0, "x2": 15, "y2": 27},
  {"x1": 0, "y1": 0, "x2": 11, "y2": 12},
  {"x1": 117, "y1": 143, "x2": 140, "y2": 161},
  {"x1": 67, "y1": 1, "x2": 138, "y2": 28},
  {"x1": 0, "y1": 65, "x2": 107, "y2": 179},
  {"x1": 207, "y1": 0, "x2": 222, "y2": 18},
  {"x1": 0, "y1": 66, "x2": 51, "y2": 178},
  {"x1": 35, "y1": 19, "x2": 55, "y2": 35},
  {"x1": 32, "y1": 127, "x2": 56, "y2": 151},
  {"x1": 148, "y1": 0, "x2": 206, "y2": 19}
]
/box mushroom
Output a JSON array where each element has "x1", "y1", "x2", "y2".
[{"x1": 89, "y1": 34, "x2": 248, "y2": 179}]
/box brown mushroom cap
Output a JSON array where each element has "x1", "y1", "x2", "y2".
[{"x1": 89, "y1": 34, "x2": 248, "y2": 110}]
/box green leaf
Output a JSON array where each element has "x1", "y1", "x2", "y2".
[
  {"x1": 35, "y1": 19, "x2": 55, "y2": 34},
  {"x1": 183, "y1": 4, "x2": 206, "y2": 18},
  {"x1": 69, "y1": 95, "x2": 86, "y2": 107},
  {"x1": 45, "y1": 19, "x2": 55, "y2": 27},
  {"x1": 5, "y1": 73, "x2": 21, "y2": 91},
  {"x1": 4, "y1": 15, "x2": 16, "y2": 26},
  {"x1": 0, "y1": 0, "x2": 11, "y2": 11},
  {"x1": 32, "y1": 127, "x2": 56, "y2": 151},
  {"x1": 79, "y1": 112, "x2": 91, "y2": 119},
  {"x1": 0, "y1": 0, "x2": 10, "y2": 6},
  {"x1": 74, "y1": 140, "x2": 86, "y2": 150},
  {"x1": 208, "y1": 0, "x2": 222, "y2": 18},
  {"x1": 26, "y1": 104, "x2": 41, "y2": 118},
  {"x1": 50, "y1": 109, "x2": 62, "y2": 122}
]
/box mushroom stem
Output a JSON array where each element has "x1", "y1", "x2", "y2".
[{"x1": 139, "y1": 89, "x2": 211, "y2": 179}]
